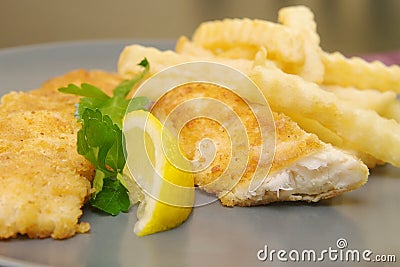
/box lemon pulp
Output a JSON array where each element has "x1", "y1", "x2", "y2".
[{"x1": 123, "y1": 110, "x2": 194, "y2": 236}]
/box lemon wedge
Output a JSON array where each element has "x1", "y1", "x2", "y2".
[{"x1": 123, "y1": 110, "x2": 194, "y2": 236}]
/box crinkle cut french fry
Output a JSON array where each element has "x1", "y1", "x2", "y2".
[
  {"x1": 322, "y1": 52, "x2": 400, "y2": 93},
  {"x1": 278, "y1": 6, "x2": 324, "y2": 83},
  {"x1": 192, "y1": 18, "x2": 305, "y2": 67},
  {"x1": 216, "y1": 45, "x2": 260, "y2": 60},
  {"x1": 118, "y1": 44, "x2": 255, "y2": 78},
  {"x1": 177, "y1": 36, "x2": 280, "y2": 69},
  {"x1": 287, "y1": 112, "x2": 382, "y2": 168},
  {"x1": 118, "y1": 45, "x2": 191, "y2": 77},
  {"x1": 286, "y1": 112, "x2": 344, "y2": 147},
  {"x1": 250, "y1": 65, "x2": 400, "y2": 167},
  {"x1": 323, "y1": 85, "x2": 400, "y2": 123},
  {"x1": 278, "y1": 6, "x2": 319, "y2": 44},
  {"x1": 175, "y1": 36, "x2": 215, "y2": 58},
  {"x1": 382, "y1": 100, "x2": 400, "y2": 123},
  {"x1": 176, "y1": 36, "x2": 259, "y2": 60}
]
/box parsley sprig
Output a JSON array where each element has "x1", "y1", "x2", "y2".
[{"x1": 59, "y1": 59, "x2": 150, "y2": 215}]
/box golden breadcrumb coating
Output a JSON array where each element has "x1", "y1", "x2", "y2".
[
  {"x1": 0, "y1": 69, "x2": 123, "y2": 239},
  {"x1": 151, "y1": 83, "x2": 368, "y2": 207}
]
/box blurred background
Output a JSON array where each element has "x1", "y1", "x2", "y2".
[{"x1": 1, "y1": 0, "x2": 400, "y2": 55}]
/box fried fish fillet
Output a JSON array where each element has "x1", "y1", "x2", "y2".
[
  {"x1": 151, "y1": 83, "x2": 369, "y2": 206},
  {"x1": 0, "y1": 69, "x2": 123, "y2": 239}
]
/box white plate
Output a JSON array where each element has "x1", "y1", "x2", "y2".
[{"x1": 0, "y1": 41, "x2": 399, "y2": 267}]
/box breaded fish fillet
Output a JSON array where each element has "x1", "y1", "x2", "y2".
[
  {"x1": 151, "y1": 83, "x2": 369, "y2": 206},
  {"x1": 0, "y1": 70, "x2": 123, "y2": 239}
]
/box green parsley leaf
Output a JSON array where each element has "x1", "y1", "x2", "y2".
[
  {"x1": 58, "y1": 58, "x2": 150, "y2": 215},
  {"x1": 92, "y1": 170, "x2": 106, "y2": 199},
  {"x1": 77, "y1": 108, "x2": 124, "y2": 178},
  {"x1": 60, "y1": 58, "x2": 150, "y2": 128},
  {"x1": 126, "y1": 96, "x2": 151, "y2": 113},
  {"x1": 113, "y1": 58, "x2": 149, "y2": 98},
  {"x1": 59, "y1": 83, "x2": 109, "y2": 99},
  {"x1": 89, "y1": 177, "x2": 130, "y2": 216}
]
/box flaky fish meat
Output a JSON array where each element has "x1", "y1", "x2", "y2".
[
  {"x1": 151, "y1": 82, "x2": 369, "y2": 206},
  {"x1": 0, "y1": 70, "x2": 122, "y2": 239}
]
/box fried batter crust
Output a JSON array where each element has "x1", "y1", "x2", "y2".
[
  {"x1": 151, "y1": 83, "x2": 368, "y2": 207},
  {"x1": 0, "y1": 69, "x2": 123, "y2": 239}
]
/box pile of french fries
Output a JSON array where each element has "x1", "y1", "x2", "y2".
[{"x1": 118, "y1": 6, "x2": 400, "y2": 168}]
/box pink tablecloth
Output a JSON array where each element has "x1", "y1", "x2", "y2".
[{"x1": 360, "y1": 50, "x2": 400, "y2": 66}]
